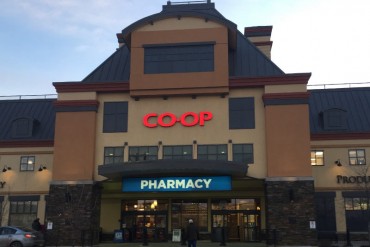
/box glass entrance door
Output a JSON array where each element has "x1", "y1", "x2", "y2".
[
  {"x1": 211, "y1": 211, "x2": 260, "y2": 242},
  {"x1": 122, "y1": 212, "x2": 167, "y2": 242},
  {"x1": 121, "y1": 199, "x2": 168, "y2": 242},
  {"x1": 242, "y1": 213, "x2": 259, "y2": 241}
]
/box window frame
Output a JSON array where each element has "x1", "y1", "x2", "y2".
[
  {"x1": 129, "y1": 146, "x2": 158, "y2": 162},
  {"x1": 163, "y1": 145, "x2": 193, "y2": 160},
  {"x1": 311, "y1": 150, "x2": 324, "y2": 166},
  {"x1": 144, "y1": 42, "x2": 215, "y2": 74},
  {"x1": 20, "y1": 156, "x2": 35, "y2": 172},
  {"x1": 197, "y1": 144, "x2": 227, "y2": 161},
  {"x1": 103, "y1": 102, "x2": 128, "y2": 133},
  {"x1": 104, "y1": 146, "x2": 124, "y2": 165},
  {"x1": 229, "y1": 97, "x2": 255, "y2": 129},
  {"x1": 348, "y1": 149, "x2": 366, "y2": 165},
  {"x1": 232, "y1": 143, "x2": 254, "y2": 164}
]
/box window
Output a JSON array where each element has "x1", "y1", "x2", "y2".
[
  {"x1": 345, "y1": 198, "x2": 368, "y2": 211},
  {"x1": 104, "y1": 147, "x2": 124, "y2": 165},
  {"x1": 349, "y1": 149, "x2": 366, "y2": 165},
  {"x1": 144, "y1": 42, "x2": 214, "y2": 74},
  {"x1": 229, "y1": 97, "x2": 255, "y2": 129},
  {"x1": 197, "y1": 144, "x2": 227, "y2": 161},
  {"x1": 172, "y1": 199, "x2": 208, "y2": 232},
  {"x1": 20, "y1": 156, "x2": 35, "y2": 171},
  {"x1": 321, "y1": 108, "x2": 347, "y2": 130},
  {"x1": 9, "y1": 200, "x2": 38, "y2": 226},
  {"x1": 129, "y1": 146, "x2": 158, "y2": 162},
  {"x1": 311, "y1": 150, "x2": 324, "y2": 166},
  {"x1": 163, "y1": 145, "x2": 192, "y2": 160},
  {"x1": 103, "y1": 102, "x2": 128, "y2": 133},
  {"x1": 11, "y1": 117, "x2": 35, "y2": 138},
  {"x1": 233, "y1": 144, "x2": 253, "y2": 164}
]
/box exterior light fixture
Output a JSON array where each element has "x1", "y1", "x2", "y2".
[
  {"x1": 335, "y1": 159, "x2": 342, "y2": 167},
  {"x1": 38, "y1": 165, "x2": 47, "y2": 172},
  {"x1": 2, "y1": 166, "x2": 11, "y2": 172}
]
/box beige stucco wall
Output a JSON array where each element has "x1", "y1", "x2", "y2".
[
  {"x1": 94, "y1": 88, "x2": 267, "y2": 181},
  {"x1": 311, "y1": 139, "x2": 370, "y2": 232},
  {"x1": 0, "y1": 147, "x2": 53, "y2": 224}
]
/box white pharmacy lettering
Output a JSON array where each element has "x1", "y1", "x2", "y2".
[{"x1": 141, "y1": 178, "x2": 212, "y2": 190}]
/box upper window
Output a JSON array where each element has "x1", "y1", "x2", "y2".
[
  {"x1": 163, "y1": 145, "x2": 193, "y2": 160},
  {"x1": 129, "y1": 146, "x2": 158, "y2": 162},
  {"x1": 103, "y1": 102, "x2": 128, "y2": 133},
  {"x1": 229, "y1": 97, "x2": 255, "y2": 129},
  {"x1": 104, "y1": 147, "x2": 124, "y2": 165},
  {"x1": 144, "y1": 42, "x2": 215, "y2": 74},
  {"x1": 197, "y1": 144, "x2": 227, "y2": 161},
  {"x1": 349, "y1": 149, "x2": 366, "y2": 165},
  {"x1": 20, "y1": 156, "x2": 35, "y2": 171},
  {"x1": 233, "y1": 144, "x2": 253, "y2": 164},
  {"x1": 321, "y1": 108, "x2": 347, "y2": 131},
  {"x1": 311, "y1": 150, "x2": 324, "y2": 166},
  {"x1": 11, "y1": 117, "x2": 35, "y2": 138}
]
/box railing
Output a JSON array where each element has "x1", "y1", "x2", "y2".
[
  {"x1": 0, "y1": 94, "x2": 57, "y2": 100},
  {"x1": 307, "y1": 82, "x2": 370, "y2": 90}
]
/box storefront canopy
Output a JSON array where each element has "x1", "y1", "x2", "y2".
[{"x1": 98, "y1": 159, "x2": 248, "y2": 180}]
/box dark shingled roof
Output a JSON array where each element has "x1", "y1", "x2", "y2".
[
  {"x1": 82, "y1": 1, "x2": 284, "y2": 83},
  {"x1": 308, "y1": 87, "x2": 370, "y2": 134},
  {"x1": 0, "y1": 99, "x2": 56, "y2": 141}
]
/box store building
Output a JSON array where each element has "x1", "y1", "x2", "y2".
[{"x1": 0, "y1": 1, "x2": 369, "y2": 246}]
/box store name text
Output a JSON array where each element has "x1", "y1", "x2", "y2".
[
  {"x1": 143, "y1": 111, "x2": 213, "y2": 128},
  {"x1": 141, "y1": 178, "x2": 212, "y2": 190},
  {"x1": 337, "y1": 175, "x2": 370, "y2": 184}
]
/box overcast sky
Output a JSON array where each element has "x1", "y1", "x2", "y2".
[{"x1": 1, "y1": 0, "x2": 370, "y2": 96}]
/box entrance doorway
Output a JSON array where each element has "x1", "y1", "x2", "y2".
[
  {"x1": 211, "y1": 199, "x2": 261, "y2": 242},
  {"x1": 211, "y1": 211, "x2": 260, "y2": 242},
  {"x1": 121, "y1": 199, "x2": 168, "y2": 242}
]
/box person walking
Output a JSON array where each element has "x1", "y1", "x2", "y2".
[
  {"x1": 186, "y1": 219, "x2": 199, "y2": 247},
  {"x1": 32, "y1": 218, "x2": 41, "y2": 231}
]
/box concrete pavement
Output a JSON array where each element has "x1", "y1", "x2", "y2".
[{"x1": 98, "y1": 241, "x2": 266, "y2": 247}]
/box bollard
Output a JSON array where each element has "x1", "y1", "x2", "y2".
[
  {"x1": 220, "y1": 227, "x2": 226, "y2": 246},
  {"x1": 346, "y1": 228, "x2": 352, "y2": 247},
  {"x1": 142, "y1": 227, "x2": 148, "y2": 246},
  {"x1": 181, "y1": 228, "x2": 186, "y2": 246}
]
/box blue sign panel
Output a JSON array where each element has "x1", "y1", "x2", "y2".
[{"x1": 122, "y1": 176, "x2": 231, "y2": 192}]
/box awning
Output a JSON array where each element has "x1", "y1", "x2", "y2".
[{"x1": 98, "y1": 159, "x2": 248, "y2": 180}]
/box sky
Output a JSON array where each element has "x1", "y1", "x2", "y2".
[{"x1": 1, "y1": 0, "x2": 370, "y2": 96}]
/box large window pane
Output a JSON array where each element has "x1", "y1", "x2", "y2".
[{"x1": 197, "y1": 144, "x2": 227, "y2": 161}]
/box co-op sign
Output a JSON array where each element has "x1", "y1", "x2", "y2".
[
  {"x1": 143, "y1": 111, "x2": 213, "y2": 128},
  {"x1": 122, "y1": 176, "x2": 231, "y2": 192}
]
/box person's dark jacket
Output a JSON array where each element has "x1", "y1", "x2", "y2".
[
  {"x1": 186, "y1": 223, "x2": 199, "y2": 241},
  {"x1": 32, "y1": 219, "x2": 41, "y2": 231}
]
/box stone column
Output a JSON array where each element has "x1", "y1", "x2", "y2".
[
  {"x1": 45, "y1": 181, "x2": 101, "y2": 246},
  {"x1": 265, "y1": 178, "x2": 317, "y2": 246}
]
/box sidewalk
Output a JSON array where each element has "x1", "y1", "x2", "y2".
[{"x1": 98, "y1": 241, "x2": 266, "y2": 247}]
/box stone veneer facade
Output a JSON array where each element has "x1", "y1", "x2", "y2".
[
  {"x1": 265, "y1": 179, "x2": 317, "y2": 246},
  {"x1": 45, "y1": 183, "x2": 102, "y2": 246}
]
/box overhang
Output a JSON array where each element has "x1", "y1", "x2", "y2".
[{"x1": 98, "y1": 159, "x2": 248, "y2": 180}]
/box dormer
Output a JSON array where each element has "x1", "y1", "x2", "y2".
[
  {"x1": 320, "y1": 108, "x2": 348, "y2": 131},
  {"x1": 121, "y1": 1, "x2": 237, "y2": 97},
  {"x1": 11, "y1": 117, "x2": 38, "y2": 139}
]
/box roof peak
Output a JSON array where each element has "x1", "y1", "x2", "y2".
[{"x1": 163, "y1": 0, "x2": 214, "y2": 12}]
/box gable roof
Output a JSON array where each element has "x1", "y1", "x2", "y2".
[
  {"x1": 0, "y1": 99, "x2": 56, "y2": 142},
  {"x1": 82, "y1": 1, "x2": 284, "y2": 83},
  {"x1": 309, "y1": 87, "x2": 370, "y2": 134}
]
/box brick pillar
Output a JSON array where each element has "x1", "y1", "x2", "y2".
[
  {"x1": 44, "y1": 182, "x2": 101, "y2": 246},
  {"x1": 265, "y1": 179, "x2": 317, "y2": 246}
]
